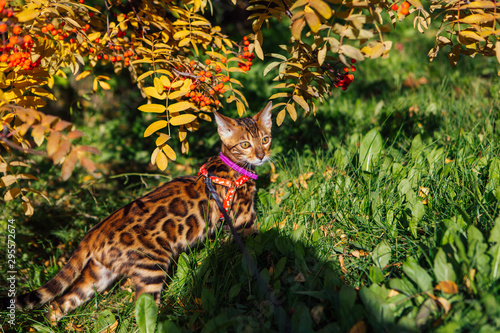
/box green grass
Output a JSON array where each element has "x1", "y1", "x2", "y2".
[{"x1": 1, "y1": 20, "x2": 500, "y2": 332}]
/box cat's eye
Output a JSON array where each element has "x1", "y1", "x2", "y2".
[
  {"x1": 240, "y1": 141, "x2": 251, "y2": 149},
  {"x1": 262, "y1": 137, "x2": 270, "y2": 144}
]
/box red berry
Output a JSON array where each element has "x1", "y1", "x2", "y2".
[
  {"x1": 205, "y1": 59, "x2": 211, "y2": 65},
  {"x1": 391, "y1": 4, "x2": 398, "y2": 11}
]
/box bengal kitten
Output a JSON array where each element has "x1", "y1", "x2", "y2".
[{"x1": 1, "y1": 102, "x2": 273, "y2": 321}]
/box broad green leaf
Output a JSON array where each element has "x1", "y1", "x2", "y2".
[
  {"x1": 389, "y1": 278, "x2": 418, "y2": 296},
  {"x1": 403, "y1": 257, "x2": 433, "y2": 292},
  {"x1": 228, "y1": 283, "x2": 241, "y2": 298},
  {"x1": 135, "y1": 294, "x2": 158, "y2": 333},
  {"x1": 157, "y1": 320, "x2": 182, "y2": 333},
  {"x1": 434, "y1": 248, "x2": 457, "y2": 282},
  {"x1": 139, "y1": 104, "x2": 166, "y2": 113},
  {"x1": 372, "y1": 240, "x2": 391, "y2": 269},
  {"x1": 489, "y1": 217, "x2": 500, "y2": 280},
  {"x1": 170, "y1": 114, "x2": 197, "y2": 126},
  {"x1": 274, "y1": 256, "x2": 288, "y2": 278},
  {"x1": 94, "y1": 310, "x2": 117, "y2": 333},
  {"x1": 360, "y1": 286, "x2": 395, "y2": 329},
  {"x1": 359, "y1": 129, "x2": 383, "y2": 172},
  {"x1": 144, "y1": 120, "x2": 168, "y2": 137},
  {"x1": 201, "y1": 288, "x2": 216, "y2": 315}
]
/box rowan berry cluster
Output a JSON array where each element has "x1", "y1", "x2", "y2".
[
  {"x1": 332, "y1": 59, "x2": 356, "y2": 91},
  {"x1": 0, "y1": 5, "x2": 40, "y2": 70},
  {"x1": 179, "y1": 58, "x2": 232, "y2": 108},
  {"x1": 238, "y1": 36, "x2": 255, "y2": 72},
  {"x1": 391, "y1": 1, "x2": 411, "y2": 16}
]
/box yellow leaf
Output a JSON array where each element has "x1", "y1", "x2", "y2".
[
  {"x1": 144, "y1": 86, "x2": 166, "y2": 100},
  {"x1": 291, "y1": 18, "x2": 306, "y2": 41},
  {"x1": 4, "y1": 187, "x2": 21, "y2": 201},
  {"x1": 276, "y1": 109, "x2": 286, "y2": 126},
  {"x1": 156, "y1": 133, "x2": 170, "y2": 146},
  {"x1": 80, "y1": 157, "x2": 98, "y2": 175},
  {"x1": 460, "y1": 13, "x2": 497, "y2": 24},
  {"x1": 162, "y1": 144, "x2": 177, "y2": 161},
  {"x1": 22, "y1": 200, "x2": 34, "y2": 216},
  {"x1": 0, "y1": 175, "x2": 17, "y2": 187},
  {"x1": 459, "y1": 30, "x2": 485, "y2": 43},
  {"x1": 179, "y1": 38, "x2": 191, "y2": 48},
  {"x1": 236, "y1": 100, "x2": 245, "y2": 117},
  {"x1": 46, "y1": 132, "x2": 61, "y2": 157},
  {"x1": 93, "y1": 78, "x2": 98, "y2": 92},
  {"x1": 496, "y1": 41, "x2": 500, "y2": 64},
  {"x1": 76, "y1": 70, "x2": 92, "y2": 81},
  {"x1": 436, "y1": 281, "x2": 458, "y2": 294},
  {"x1": 304, "y1": 6, "x2": 321, "y2": 33},
  {"x1": 340, "y1": 44, "x2": 364, "y2": 61},
  {"x1": 61, "y1": 150, "x2": 78, "y2": 181},
  {"x1": 270, "y1": 92, "x2": 292, "y2": 99},
  {"x1": 167, "y1": 101, "x2": 196, "y2": 113},
  {"x1": 286, "y1": 103, "x2": 297, "y2": 121},
  {"x1": 254, "y1": 31, "x2": 264, "y2": 60},
  {"x1": 154, "y1": 77, "x2": 163, "y2": 95},
  {"x1": 16, "y1": 9, "x2": 38, "y2": 22},
  {"x1": 99, "y1": 81, "x2": 111, "y2": 90},
  {"x1": 160, "y1": 75, "x2": 171, "y2": 87},
  {"x1": 137, "y1": 70, "x2": 155, "y2": 82},
  {"x1": 173, "y1": 30, "x2": 191, "y2": 40},
  {"x1": 156, "y1": 151, "x2": 168, "y2": 170},
  {"x1": 182, "y1": 140, "x2": 189, "y2": 154},
  {"x1": 309, "y1": 0, "x2": 332, "y2": 19},
  {"x1": 292, "y1": 95, "x2": 310, "y2": 112},
  {"x1": 52, "y1": 139, "x2": 71, "y2": 165},
  {"x1": 138, "y1": 104, "x2": 167, "y2": 113},
  {"x1": 170, "y1": 114, "x2": 197, "y2": 126},
  {"x1": 144, "y1": 120, "x2": 168, "y2": 137},
  {"x1": 167, "y1": 90, "x2": 189, "y2": 100},
  {"x1": 151, "y1": 147, "x2": 160, "y2": 165},
  {"x1": 318, "y1": 44, "x2": 327, "y2": 66}
]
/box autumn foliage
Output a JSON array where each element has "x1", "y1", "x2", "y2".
[{"x1": 1, "y1": 0, "x2": 499, "y2": 215}]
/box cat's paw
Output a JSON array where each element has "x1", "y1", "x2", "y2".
[{"x1": 46, "y1": 302, "x2": 64, "y2": 325}]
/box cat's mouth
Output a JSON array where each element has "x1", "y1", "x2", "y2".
[{"x1": 249, "y1": 156, "x2": 269, "y2": 167}]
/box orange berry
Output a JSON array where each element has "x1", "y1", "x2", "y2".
[
  {"x1": 351, "y1": 66, "x2": 356, "y2": 72},
  {"x1": 244, "y1": 40, "x2": 249, "y2": 46},
  {"x1": 84, "y1": 24, "x2": 90, "y2": 30},
  {"x1": 200, "y1": 101, "x2": 206, "y2": 107},
  {"x1": 41, "y1": 26, "x2": 48, "y2": 34},
  {"x1": 190, "y1": 60, "x2": 195, "y2": 67},
  {"x1": 51, "y1": 29, "x2": 58, "y2": 36},
  {"x1": 116, "y1": 56, "x2": 122, "y2": 61},
  {"x1": 12, "y1": 26, "x2": 21, "y2": 35},
  {"x1": 215, "y1": 65, "x2": 221, "y2": 72},
  {"x1": 243, "y1": 36, "x2": 248, "y2": 41},
  {"x1": 199, "y1": 76, "x2": 205, "y2": 82},
  {"x1": 209, "y1": 90, "x2": 215, "y2": 95},
  {"x1": 402, "y1": 1, "x2": 410, "y2": 9},
  {"x1": 110, "y1": 56, "x2": 116, "y2": 62},
  {"x1": 189, "y1": 84, "x2": 196, "y2": 90},
  {"x1": 221, "y1": 58, "x2": 227, "y2": 64},
  {"x1": 205, "y1": 71, "x2": 212, "y2": 78},
  {"x1": 205, "y1": 59, "x2": 211, "y2": 65},
  {"x1": 0, "y1": 23, "x2": 7, "y2": 33},
  {"x1": 400, "y1": 7, "x2": 409, "y2": 15},
  {"x1": 47, "y1": 24, "x2": 54, "y2": 31},
  {"x1": 103, "y1": 54, "x2": 109, "y2": 60}
]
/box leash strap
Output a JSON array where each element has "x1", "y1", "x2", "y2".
[{"x1": 198, "y1": 164, "x2": 249, "y2": 219}]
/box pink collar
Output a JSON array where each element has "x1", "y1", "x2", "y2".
[{"x1": 220, "y1": 152, "x2": 258, "y2": 180}]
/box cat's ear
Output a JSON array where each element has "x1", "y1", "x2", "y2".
[
  {"x1": 213, "y1": 111, "x2": 236, "y2": 141},
  {"x1": 254, "y1": 101, "x2": 273, "y2": 132}
]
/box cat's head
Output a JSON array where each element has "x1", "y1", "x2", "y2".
[{"x1": 213, "y1": 102, "x2": 272, "y2": 167}]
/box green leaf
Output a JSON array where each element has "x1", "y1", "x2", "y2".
[
  {"x1": 389, "y1": 278, "x2": 417, "y2": 296},
  {"x1": 157, "y1": 320, "x2": 182, "y2": 333},
  {"x1": 434, "y1": 248, "x2": 457, "y2": 282},
  {"x1": 201, "y1": 288, "x2": 216, "y2": 315},
  {"x1": 489, "y1": 217, "x2": 500, "y2": 280},
  {"x1": 372, "y1": 240, "x2": 392, "y2": 269},
  {"x1": 274, "y1": 256, "x2": 288, "y2": 278},
  {"x1": 360, "y1": 286, "x2": 395, "y2": 329},
  {"x1": 228, "y1": 283, "x2": 241, "y2": 298},
  {"x1": 402, "y1": 257, "x2": 433, "y2": 292},
  {"x1": 93, "y1": 310, "x2": 116, "y2": 333},
  {"x1": 135, "y1": 293, "x2": 158, "y2": 333},
  {"x1": 339, "y1": 285, "x2": 356, "y2": 311},
  {"x1": 359, "y1": 129, "x2": 383, "y2": 172}
]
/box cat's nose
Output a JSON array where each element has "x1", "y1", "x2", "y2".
[{"x1": 256, "y1": 151, "x2": 265, "y2": 160}]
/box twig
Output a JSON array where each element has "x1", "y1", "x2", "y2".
[{"x1": 0, "y1": 137, "x2": 45, "y2": 156}]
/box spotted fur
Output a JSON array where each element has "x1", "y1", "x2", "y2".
[{"x1": 1, "y1": 102, "x2": 273, "y2": 321}]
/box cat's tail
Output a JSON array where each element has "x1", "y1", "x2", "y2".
[{"x1": 1, "y1": 241, "x2": 92, "y2": 311}]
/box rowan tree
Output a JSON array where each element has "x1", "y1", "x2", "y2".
[{"x1": 1, "y1": 0, "x2": 499, "y2": 215}]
